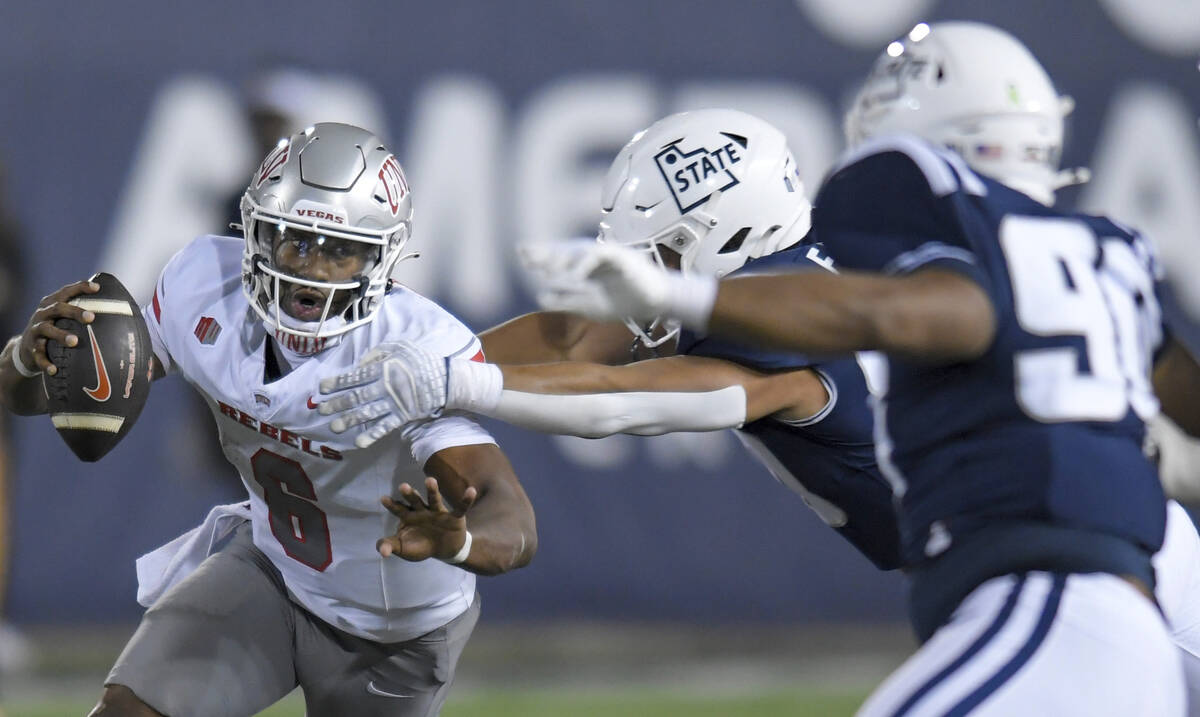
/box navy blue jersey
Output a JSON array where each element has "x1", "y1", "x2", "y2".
[
  {"x1": 679, "y1": 245, "x2": 901, "y2": 570},
  {"x1": 814, "y1": 134, "x2": 1167, "y2": 570}
]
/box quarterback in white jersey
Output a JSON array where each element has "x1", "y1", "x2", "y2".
[
  {"x1": 145, "y1": 233, "x2": 492, "y2": 641},
  {"x1": 0, "y1": 123, "x2": 537, "y2": 717}
]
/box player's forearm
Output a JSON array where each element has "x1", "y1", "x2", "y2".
[
  {"x1": 0, "y1": 337, "x2": 47, "y2": 415},
  {"x1": 705, "y1": 270, "x2": 994, "y2": 361},
  {"x1": 449, "y1": 360, "x2": 748, "y2": 437},
  {"x1": 1154, "y1": 339, "x2": 1200, "y2": 438},
  {"x1": 453, "y1": 478, "x2": 538, "y2": 576},
  {"x1": 499, "y1": 362, "x2": 642, "y2": 394},
  {"x1": 420, "y1": 446, "x2": 538, "y2": 576},
  {"x1": 479, "y1": 312, "x2": 631, "y2": 365},
  {"x1": 457, "y1": 494, "x2": 538, "y2": 576},
  {"x1": 491, "y1": 386, "x2": 747, "y2": 437}
]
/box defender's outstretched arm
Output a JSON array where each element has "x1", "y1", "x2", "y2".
[
  {"x1": 497, "y1": 355, "x2": 829, "y2": 426},
  {"x1": 479, "y1": 311, "x2": 633, "y2": 366},
  {"x1": 707, "y1": 268, "x2": 996, "y2": 361},
  {"x1": 526, "y1": 240, "x2": 995, "y2": 363}
]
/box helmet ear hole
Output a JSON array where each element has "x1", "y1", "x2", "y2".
[{"x1": 718, "y1": 227, "x2": 752, "y2": 255}]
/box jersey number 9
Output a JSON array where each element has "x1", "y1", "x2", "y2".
[{"x1": 1001, "y1": 215, "x2": 1160, "y2": 423}]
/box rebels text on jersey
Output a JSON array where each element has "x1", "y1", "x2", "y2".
[
  {"x1": 678, "y1": 244, "x2": 901, "y2": 570},
  {"x1": 142, "y1": 235, "x2": 492, "y2": 643},
  {"x1": 814, "y1": 134, "x2": 1167, "y2": 580}
]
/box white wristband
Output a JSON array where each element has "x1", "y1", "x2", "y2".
[
  {"x1": 446, "y1": 360, "x2": 503, "y2": 413},
  {"x1": 8, "y1": 338, "x2": 40, "y2": 378},
  {"x1": 663, "y1": 273, "x2": 718, "y2": 332},
  {"x1": 444, "y1": 530, "x2": 472, "y2": 565}
]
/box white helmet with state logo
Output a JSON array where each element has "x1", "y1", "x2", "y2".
[
  {"x1": 844, "y1": 21, "x2": 1088, "y2": 206},
  {"x1": 240, "y1": 122, "x2": 414, "y2": 351},
  {"x1": 599, "y1": 108, "x2": 811, "y2": 347}
]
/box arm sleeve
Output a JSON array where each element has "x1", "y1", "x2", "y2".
[
  {"x1": 485, "y1": 385, "x2": 747, "y2": 438},
  {"x1": 815, "y1": 136, "x2": 992, "y2": 293}
]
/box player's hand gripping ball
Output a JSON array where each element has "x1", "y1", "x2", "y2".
[{"x1": 42, "y1": 273, "x2": 154, "y2": 462}]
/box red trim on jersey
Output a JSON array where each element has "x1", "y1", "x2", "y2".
[
  {"x1": 151, "y1": 288, "x2": 162, "y2": 322},
  {"x1": 470, "y1": 349, "x2": 485, "y2": 363}
]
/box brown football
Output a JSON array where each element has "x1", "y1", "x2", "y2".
[{"x1": 42, "y1": 272, "x2": 154, "y2": 462}]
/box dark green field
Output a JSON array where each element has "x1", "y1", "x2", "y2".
[{"x1": 9, "y1": 687, "x2": 869, "y2": 717}]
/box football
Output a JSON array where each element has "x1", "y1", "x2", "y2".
[{"x1": 42, "y1": 272, "x2": 155, "y2": 462}]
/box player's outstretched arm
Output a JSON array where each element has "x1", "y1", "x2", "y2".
[
  {"x1": 321, "y1": 339, "x2": 826, "y2": 440},
  {"x1": 496, "y1": 355, "x2": 830, "y2": 427},
  {"x1": 378, "y1": 444, "x2": 536, "y2": 576},
  {"x1": 478, "y1": 311, "x2": 633, "y2": 366},
  {"x1": 527, "y1": 239, "x2": 996, "y2": 362},
  {"x1": 0, "y1": 280, "x2": 100, "y2": 415},
  {"x1": 705, "y1": 268, "x2": 996, "y2": 361}
]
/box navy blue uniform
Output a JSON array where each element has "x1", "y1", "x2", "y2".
[
  {"x1": 814, "y1": 135, "x2": 1167, "y2": 638},
  {"x1": 679, "y1": 244, "x2": 901, "y2": 570}
]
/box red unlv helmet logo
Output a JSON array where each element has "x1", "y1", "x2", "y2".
[{"x1": 378, "y1": 155, "x2": 409, "y2": 216}]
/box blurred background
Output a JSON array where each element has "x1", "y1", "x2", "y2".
[{"x1": 0, "y1": 0, "x2": 1198, "y2": 714}]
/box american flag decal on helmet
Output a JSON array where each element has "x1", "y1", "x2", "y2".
[{"x1": 194, "y1": 316, "x2": 222, "y2": 345}]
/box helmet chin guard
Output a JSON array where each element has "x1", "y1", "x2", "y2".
[
  {"x1": 845, "y1": 21, "x2": 1088, "y2": 206},
  {"x1": 240, "y1": 122, "x2": 414, "y2": 347},
  {"x1": 597, "y1": 108, "x2": 813, "y2": 348}
]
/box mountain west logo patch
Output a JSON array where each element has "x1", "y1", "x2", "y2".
[
  {"x1": 194, "y1": 316, "x2": 222, "y2": 345},
  {"x1": 654, "y1": 132, "x2": 747, "y2": 214}
]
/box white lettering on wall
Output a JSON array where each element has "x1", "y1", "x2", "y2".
[
  {"x1": 1098, "y1": 0, "x2": 1200, "y2": 56},
  {"x1": 794, "y1": 0, "x2": 934, "y2": 48},
  {"x1": 393, "y1": 77, "x2": 507, "y2": 319},
  {"x1": 1079, "y1": 83, "x2": 1200, "y2": 323}
]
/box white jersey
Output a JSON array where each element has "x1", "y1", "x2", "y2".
[{"x1": 142, "y1": 235, "x2": 492, "y2": 642}]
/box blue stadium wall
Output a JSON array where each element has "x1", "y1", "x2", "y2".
[{"x1": 1, "y1": 0, "x2": 1198, "y2": 624}]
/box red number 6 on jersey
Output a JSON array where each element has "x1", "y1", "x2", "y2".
[{"x1": 250, "y1": 448, "x2": 333, "y2": 571}]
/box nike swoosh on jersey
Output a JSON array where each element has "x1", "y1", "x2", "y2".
[
  {"x1": 83, "y1": 325, "x2": 112, "y2": 402},
  {"x1": 307, "y1": 396, "x2": 319, "y2": 410},
  {"x1": 366, "y1": 681, "x2": 412, "y2": 699}
]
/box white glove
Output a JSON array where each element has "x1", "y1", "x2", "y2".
[
  {"x1": 317, "y1": 341, "x2": 448, "y2": 449},
  {"x1": 519, "y1": 239, "x2": 718, "y2": 330}
]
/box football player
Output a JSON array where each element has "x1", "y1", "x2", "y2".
[
  {"x1": 526, "y1": 22, "x2": 1200, "y2": 716},
  {"x1": 319, "y1": 108, "x2": 902, "y2": 573},
  {"x1": 0, "y1": 123, "x2": 537, "y2": 717}
]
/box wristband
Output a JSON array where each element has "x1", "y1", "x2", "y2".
[
  {"x1": 9, "y1": 338, "x2": 39, "y2": 378},
  {"x1": 663, "y1": 273, "x2": 718, "y2": 332},
  {"x1": 444, "y1": 530, "x2": 472, "y2": 565},
  {"x1": 446, "y1": 360, "x2": 503, "y2": 413}
]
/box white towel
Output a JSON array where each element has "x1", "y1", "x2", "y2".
[{"x1": 135, "y1": 502, "x2": 252, "y2": 607}]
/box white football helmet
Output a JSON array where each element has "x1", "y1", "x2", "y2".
[
  {"x1": 844, "y1": 21, "x2": 1088, "y2": 206},
  {"x1": 599, "y1": 108, "x2": 811, "y2": 347},
  {"x1": 240, "y1": 122, "x2": 414, "y2": 350}
]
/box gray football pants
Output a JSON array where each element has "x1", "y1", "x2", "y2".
[{"x1": 106, "y1": 523, "x2": 480, "y2": 717}]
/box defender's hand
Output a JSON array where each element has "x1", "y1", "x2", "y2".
[
  {"x1": 18, "y1": 280, "x2": 101, "y2": 376},
  {"x1": 378, "y1": 477, "x2": 476, "y2": 562},
  {"x1": 520, "y1": 240, "x2": 670, "y2": 322},
  {"x1": 318, "y1": 340, "x2": 448, "y2": 449}
]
